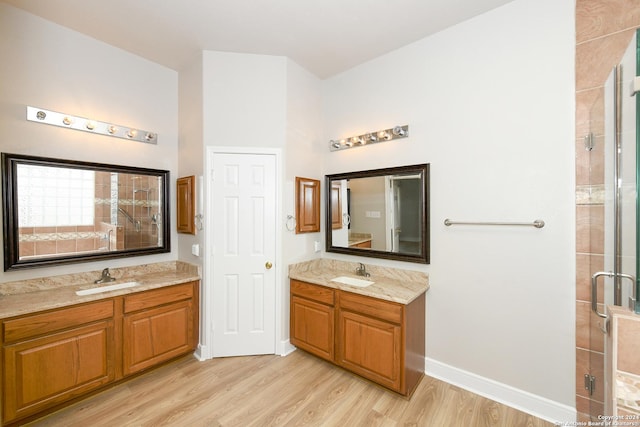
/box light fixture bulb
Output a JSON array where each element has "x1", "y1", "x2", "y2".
[
  {"x1": 86, "y1": 120, "x2": 96, "y2": 130},
  {"x1": 378, "y1": 130, "x2": 390, "y2": 140},
  {"x1": 145, "y1": 132, "x2": 156, "y2": 141},
  {"x1": 392, "y1": 126, "x2": 406, "y2": 137},
  {"x1": 330, "y1": 140, "x2": 341, "y2": 149},
  {"x1": 126, "y1": 129, "x2": 137, "y2": 138},
  {"x1": 366, "y1": 133, "x2": 377, "y2": 142},
  {"x1": 351, "y1": 136, "x2": 363, "y2": 145},
  {"x1": 107, "y1": 125, "x2": 117, "y2": 134},
  {"x1": 62, "y1": 116, "x2": 73, "y2": 125},
  {"x1": 344, "y1": 138, "x2": 353, "y2": 147}
]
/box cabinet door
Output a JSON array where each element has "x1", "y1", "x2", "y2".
[
  {"x1": 3, "y1": 320, "x2": 114, "y2": 423},
  {"x1": 295, "y1": 177, "x2": 320, "y2": 233},
  {"x1": 123, "y1": 300, "x2": 194, "y2": 376},
  {"x1": 177, "y1": 175, "x2": 196, "y2": 234},
  {"x1": 291, "y1": 295, "x2": 334, "y2": 361},
  {"x1": 337, "y1": 310, "x2": 401, "y2": 391}
]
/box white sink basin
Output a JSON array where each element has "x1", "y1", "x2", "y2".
[
  {"x1": 331, "y1": 276, "x2": 374, "y2": 288},
  {"x1": 76, "y1": 281, "x2": 140, "y2": 296}
]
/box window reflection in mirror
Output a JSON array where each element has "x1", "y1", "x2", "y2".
[
  {"x1": 325, "y1": 164, "x2": 429, "y2": 264},
  {"x1": 3, "y1": 153, "x2": 170, "y2": 270}
]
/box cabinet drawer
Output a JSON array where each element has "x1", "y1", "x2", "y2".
[
  {"x1": 338, "y1": 291, "x2": 403, "y2": 324},
  {"x1": 290, "y1": 279, "x2": 334, "y2": 305},
  {"x1": 3, "y1": 300, "x2": 114, "y2": 343},
  {"x1": 124, "y1": 282, "x2": 194, "y2": 313}
]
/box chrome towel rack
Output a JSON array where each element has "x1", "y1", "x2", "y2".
[{"x1": 444, "y1": 218, "x2": 545, "y2": 229}]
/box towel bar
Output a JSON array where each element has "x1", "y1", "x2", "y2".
[{"x1": 443, "y1": 218, "x2": 545, "y2": 228}]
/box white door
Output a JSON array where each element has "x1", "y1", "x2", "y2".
[{"x1": 210, "y1": 152, "x2": 276, "y2": 357}]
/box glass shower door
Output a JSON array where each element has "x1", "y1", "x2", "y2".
[{"x1": 589, "y1": 29, "x2": 639, "y2": 420}]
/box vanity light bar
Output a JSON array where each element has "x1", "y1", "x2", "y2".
[
  {"x1": 329, "y1": 125, "x2": 409, "y2": 152},
  {"x1": 26, "y1": 106, "x2": 158, "y2": 144}
]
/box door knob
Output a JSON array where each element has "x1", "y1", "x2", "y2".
[{"x1": 265, "y1": 261, "x2": 273, "y2": 269}]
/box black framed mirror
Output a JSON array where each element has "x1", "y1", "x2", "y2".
[
  {"x1": 325, "y1": 163, "x2": 429, "y2": 264},
  {"x1": 2, "y1": 153, "x2": 170, "y2": 270}
]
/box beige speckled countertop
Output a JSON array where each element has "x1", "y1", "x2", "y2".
[
  {"x1": 0, "y1": 261, "x2": 200, "y2": 319},
  {"x1": 289, "y1": 259, "x2": 428, "y2": 304}
]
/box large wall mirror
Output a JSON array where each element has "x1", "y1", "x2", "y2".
[
  {"x1": 325, "y1": 164, "x2": 429, "y2": 264},
  {"x1": 2, "y1": 153, "x2": 170, "y2": 270}
]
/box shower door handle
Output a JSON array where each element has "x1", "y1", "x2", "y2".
[{"x1": 591, "y1": 271, "x2": 636, "y2": 319}]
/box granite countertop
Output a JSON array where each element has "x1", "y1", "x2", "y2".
[
  {"x1": 0, "y1": 261, "x2": 200, "y2": 319},
  {"x1": 289, "y1": 259, "x2": 428, "y2": 305}
]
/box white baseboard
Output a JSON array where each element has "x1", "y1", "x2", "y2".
[
  {"x1": 194, "y1": 343, "x2": 210, "y2": 361},
  {"x1": 425, "y1": 357, "x2": 575, "y2": 424},
  {"x1": 278, "y1": 339, "x2": 297, "y2": 356}
]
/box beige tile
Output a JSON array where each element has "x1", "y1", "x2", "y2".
[
  {"x1": 577, "y1": 301, "x2": 591, "y2": 349},
  {"x1": 576, "y1": 205, "x2": 604, "y2": 254},
  {"x1": 76, "y1": 238, "x2": 96, "y2": 252},
  {"x1": 576, "y1": 87, "x2": 604, "y2": 140},
  {"x1": 576, "y1": 29, "x2": 636, "y2": 91},
  {"x1": 576, "y1": 395, "x2": 604, "y2": 420},
  {"x1": 617, "y1": 317, "x2": 640, "y2": 374},
  {"x1": 577, "y1": 0, "x2": 640, "y2": 43},
  {"x1": 577, "y1": 347, "x2": 605, "y2": 402},
  {"x1": 577, "y1": 253, "x2": 604, "y2": 302},
  {"x1": 35, "y1": 240, "x2": 56, "y2": 256},
  {"x1": 577, "y1": 301, "x2": 606, "y2": 352},
  {"x1": 19, "y1": 241, "x2": 35, "y2": 257},
  {"x1": 56, "y1": 239, "x2": 76, "y2": 254}
]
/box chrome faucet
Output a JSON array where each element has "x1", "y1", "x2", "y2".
[
  {"x1": 355, "y1": 263, "x2": 370, "y2": 277},
  {"x1": 95, "y1": 268, "x2": 116, "y2": 284}
]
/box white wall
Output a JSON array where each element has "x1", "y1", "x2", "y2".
[
  {"x1": 283, "y1": 59, "x2": 325, "y2": 263},
  {"x1": 322, "y1": 0, "x2": 575, "y2": 410},
  {"x1": 202, "y1": 51, "x2": 287, "y2": 149},
  {"x1": 0, "y1": 4, "x2": 179, "y2": 283}
]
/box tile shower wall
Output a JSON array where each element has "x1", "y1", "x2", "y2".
[{"x1": 575, "y1": 0, "x2": 640, "y2": 419}]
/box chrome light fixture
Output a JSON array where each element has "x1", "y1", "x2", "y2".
[
  {"x1": 26, "y1": 106, "x2": 158, "y2": 144},
  {"x1": 329, "y1": 125, "x2": 408, "y2": 152}
]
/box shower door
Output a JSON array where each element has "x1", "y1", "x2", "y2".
[{"x1": 588, "y1": 29, "x2": 639, "y2": 420}]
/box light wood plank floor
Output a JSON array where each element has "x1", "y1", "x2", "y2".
[{"x1": 29, "y1": 350, "x2": 555, "y2": 427}]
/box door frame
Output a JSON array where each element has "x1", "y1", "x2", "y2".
[{"x1": 200, "y1": 146, "x2": 283, "y2": 360}]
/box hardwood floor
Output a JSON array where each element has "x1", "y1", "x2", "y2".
[{"x1": 28, "y1": 350, "x2": 555, "y2": 427}]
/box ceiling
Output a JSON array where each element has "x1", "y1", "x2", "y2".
[{"x1": 3, "y1": 0, "x2": 516, "y2": 79}]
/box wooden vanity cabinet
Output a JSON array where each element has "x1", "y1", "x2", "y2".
[
  {"x1": 2, "y1": 300, "x2": 115, "y2": 423},
  {"x1": 290, "y1": 279, "x2": 335, "y2": 361},
  {"x1": 337, "y1": 291, "x2": 425, "y2": 396},
  {"x1": 1, "y1": 281, "x2": 200, "y2": 425},
  {"x1": 289, "y1": 279, "x2": 425, "y2": 397},
  {"x1": 349, "y1": 240, "x2": 372, "y2": 249},
  {"x1": 123, "y1": 282, "x2": 197, "y2": 375}
]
